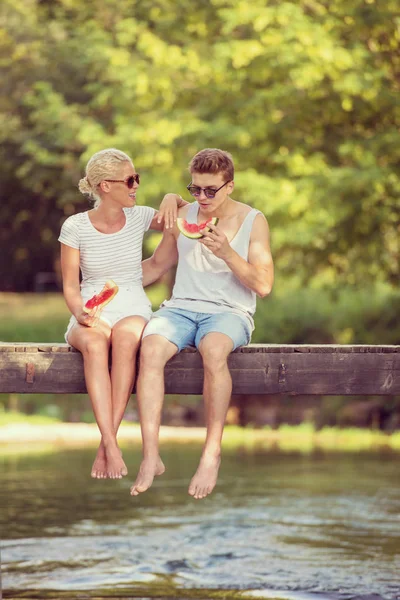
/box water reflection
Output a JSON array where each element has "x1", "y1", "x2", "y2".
[{"x1": 1, "y1": 444, "x2": 399, "y2": 599}]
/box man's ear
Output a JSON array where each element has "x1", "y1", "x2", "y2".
[{"x1": 228, "y1": 180, "x2": 235, "y2": 193}]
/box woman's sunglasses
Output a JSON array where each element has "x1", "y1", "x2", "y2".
[{"x1": 104, "y1": 174, "x2": 140, "y2": 188}]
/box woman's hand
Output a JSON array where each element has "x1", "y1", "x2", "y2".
[
  {"x1": 157, "y1": 193, "x2": 185, "y2": 229},
  {"x1": 75, "y1": 306, "x2": 101, "y2": 328}
]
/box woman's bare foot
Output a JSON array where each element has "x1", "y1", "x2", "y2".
[
  {"x1": 104, "y1": 443, "x2": 128, "y2": 479},
  {"x1": 188, "y1": 451, "x2": 221, "y2": 499},
  {"x1": 91, "y1": 444, "x2": 108, "y2": 479},
  {"x1": 130, "y1": 456, "x2": 165, "y2": 496}
]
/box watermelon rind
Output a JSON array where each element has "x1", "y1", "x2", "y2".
[{"x1": 177, "y1": 217, "x2": 219, "y2": 239}]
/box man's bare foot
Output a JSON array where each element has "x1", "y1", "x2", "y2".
[
  {"x1": 91, "y1": 444, "x2": 108, "y2": 479},
  {"x1": 104, "y1": 444, "x2": 128, "y2": 479},
  {"x1": 188, "y1": 452, "x2": 221, "y2": 499},
  {"x1": 130, "y1": 457, "x2": 165, "y2": 496}
]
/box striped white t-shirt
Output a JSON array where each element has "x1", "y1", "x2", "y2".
[{"x1": 58, "y1": 206, "x2": 155, "y2": 287}]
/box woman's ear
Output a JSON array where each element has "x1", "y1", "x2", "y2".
[{"x1": 99, "y1": 180, "x2": 111, "y2": 193}]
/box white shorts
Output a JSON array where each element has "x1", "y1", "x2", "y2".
[{"x1": 65, "y1": 284, "x2": 152, "y2": 343}]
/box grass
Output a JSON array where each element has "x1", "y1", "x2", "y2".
[
  {"x1": 221, "y1": 423, "x2": 400, "y2": 453},
  {"x1": 2, "y1": 284, "x2": 400, "y2": 345},
  {"x1": 1, "y1": 291, "x2": 399, "y2": 453},
  {"x1": 0, "y1": 411, "x2": 61, "y2": 426},
  {"x1": 0, "y1": 288, "x2": 169, "y2": 343},
  {"x1": 1, "y1": 415, "x2": 399, "y2": 454},
  {"x1": 0, "y1": 292, "x2": 69, "y2": 342}
]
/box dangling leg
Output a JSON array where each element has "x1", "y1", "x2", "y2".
[
  {"x1": 130, "y1": 334, "x2": 177, "y2": 495},
  {"x1": 68, "y1": 322, "x2": 127, "y2": 479},
  {"x1": 93, "y1": 316, "x2": 148, "y2": 477},
  {"x1": 189, "y1": 332, "x2": 234, "y2": 499}
]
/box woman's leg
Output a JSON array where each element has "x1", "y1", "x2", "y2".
[
  {"x1": 67, "y1": 321, "x2": 127, "y2": 479},
  {"x1": 92, "y1": 316, "x2": 148, "y2": 476}
]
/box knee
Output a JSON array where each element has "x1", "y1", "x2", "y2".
[
  {"x1": 81, "y1": 336, "x2": 109, "y2": 357},
  {"x1": 111, "y1": 331, "x2": 140, "y2": 356},
  {"x1": 200, "y1": 344, "x2": 229, "y2": 372},
  {"x1": 140, "y1": 337, "x2": 170, "y2": 369}
]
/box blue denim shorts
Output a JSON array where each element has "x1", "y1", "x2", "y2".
[{"x1": 142, "y1": 307, "x2": 252, "y2": 352}]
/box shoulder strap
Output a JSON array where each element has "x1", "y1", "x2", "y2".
[
  {"x1": 241, "y1": 208, "x2": 263, "y2": 240},
  {"x1": 187, "y1": 201, "x2": 200, "y2": 223}
]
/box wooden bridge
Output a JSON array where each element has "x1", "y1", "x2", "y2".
[{"x1": 0, "y1": 343, "x2": 399, "y2": 395}]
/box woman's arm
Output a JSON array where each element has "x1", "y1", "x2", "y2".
[
  {"x1": 60, "y1": 244, "x2": 99, "y2": 327},
  {"x1": 149, "y1": 193, "x2": 189, "y2": 232},
  {"x1": 142, "y1": 227, "x2": 179, "y2": 286}
]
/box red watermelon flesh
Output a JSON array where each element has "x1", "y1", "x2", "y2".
[
  {"x1": 84, "y1": 280, "x2": 119, "y2": 312},
  {"x1": 177, "y1": 217, "x2": 219, "y2": 239}
]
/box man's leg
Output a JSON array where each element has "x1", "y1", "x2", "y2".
[
  {"x1": 189, "y1": 312, "x2": 251, "y2": 499},
  {"x1": 130, "y1": 334, "x2": 178, "y2": 496},
  {"x1": 189, "y1": 332, "x2": 234, "y2": 499}
]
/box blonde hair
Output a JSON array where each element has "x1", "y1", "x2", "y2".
[
  {"x1": 78, "y1": 148, "x2": 132, "y2": 208},
  {"x1": 189, "y1": 148, "x2": 234, "y2": 181}
]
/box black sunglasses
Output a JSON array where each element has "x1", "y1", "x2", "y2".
[
  {"x1": 187, "y1": 180, "x2": 230, "y2": 199},
  {"x1": 104, "y1": 173, "x2": 140, "y2": 188}
]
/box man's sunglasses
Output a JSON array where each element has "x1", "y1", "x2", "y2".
[
  {"x1": 187, "y1": 180, "x2": 230, "y2": 199},
  {"x1": 104, "y1": 174, "x2": 140, "y2": 188}
]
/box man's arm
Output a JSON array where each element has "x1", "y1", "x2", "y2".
[
  {"x1": 200, "y1": 214, "x2": 274, "y2": 297},
  {"x1": 142, "y1": 227, "x2": 179, "y2": 287}
]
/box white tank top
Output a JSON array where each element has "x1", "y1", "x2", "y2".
[{"x1": 162, "y1": 202, "x2": 262, "y2": 329}]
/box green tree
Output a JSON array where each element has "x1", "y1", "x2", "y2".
[{"x1": 0, "y1": 0, "x2": 398, "y2": 293}]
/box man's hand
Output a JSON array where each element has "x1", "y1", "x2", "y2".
[
  {"x1": 199, "y1": 223, "x2": 232, "y2": 261},
  {"x1": 157, "y1": 193, "x2": 184, "y2": 229}
]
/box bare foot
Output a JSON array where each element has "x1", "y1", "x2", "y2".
[
  {"x1": 104, "y1": 444, "x2": 128, "y2": 479},
  {"x1": 130, "y1": 457, "x2": 165, "y2": 496},
  {"x1": 91, "y1": 444, "x2": 108, "y2": 479},
  {"x1": 188, "y1": 452, "x2": 221, "y2": 499}
]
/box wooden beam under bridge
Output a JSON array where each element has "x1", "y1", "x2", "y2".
[{"x1": 0, "y1": 343, "x2": 399, "y2": 396}]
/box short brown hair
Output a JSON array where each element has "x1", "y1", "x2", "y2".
[{"x1": 189, "y1": 148, "x2": 234, "y2": 181}]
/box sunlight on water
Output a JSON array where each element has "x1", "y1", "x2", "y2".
[{"x1": 1, "y1": 444, "x2": 399, "y2": 600}]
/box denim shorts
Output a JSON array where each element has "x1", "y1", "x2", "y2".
[
  {"x1": 142, "y1": 307, "x2": 252, "y2": 352},
  {"x1": 65, "y1": 284, "x2": 152, "y2": 343}
]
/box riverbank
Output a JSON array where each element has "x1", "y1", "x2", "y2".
[{"x1": 1, "y1": 414, "x2": 399, "y2": 455}]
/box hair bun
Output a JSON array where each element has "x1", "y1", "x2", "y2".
[{"x1": 78, "y1": 177, "x2": 92, "y2": 196}]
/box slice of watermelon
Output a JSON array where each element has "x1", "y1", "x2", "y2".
[
  {"x1": 177, "y1": 217, "x2": 219, "y2": 239},
  {"x1": 83, "y1": 280, "x2": 119, "y2": 313}
]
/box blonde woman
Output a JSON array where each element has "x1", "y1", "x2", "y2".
[{"x1": 59, "y1": 148, "x2": 186, "y2": 480}]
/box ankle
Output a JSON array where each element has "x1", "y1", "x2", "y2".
[
  {"x1": 102, "y1": 437, "x2": 118, "y2": 450},
  {"x1": 142, "y1": 451, "x2": 161, "y2": 462},
  {"x1": 202, "y1": 447, "x2": 221, "y2": 461}
]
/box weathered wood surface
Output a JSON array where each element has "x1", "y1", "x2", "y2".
[{"x1": 0, "y1": 343, "x2": 399, "y2": 395}]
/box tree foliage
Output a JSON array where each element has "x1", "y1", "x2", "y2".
[{"x1": 0, "y1": 0, "x2": 399, "y2": 291}]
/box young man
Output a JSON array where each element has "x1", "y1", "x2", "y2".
[{"x1": 131, "y1": 148, "x2": 274, "y2": 499}]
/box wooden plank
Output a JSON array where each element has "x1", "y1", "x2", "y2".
[
  {"x1": 0, "y1": 343, "x2": 399, "y2": 353},
  {"x1": 0, "y1": 344, "x2": 399, "y2": 395}
]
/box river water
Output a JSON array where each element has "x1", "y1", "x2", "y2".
[{"x1": 1, "y1": 442, "x2": 399, "y2": 600}]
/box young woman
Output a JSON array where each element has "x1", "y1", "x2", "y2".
[{"x1": 59, "y1": 148, "x2": 186, "y2": 480}]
